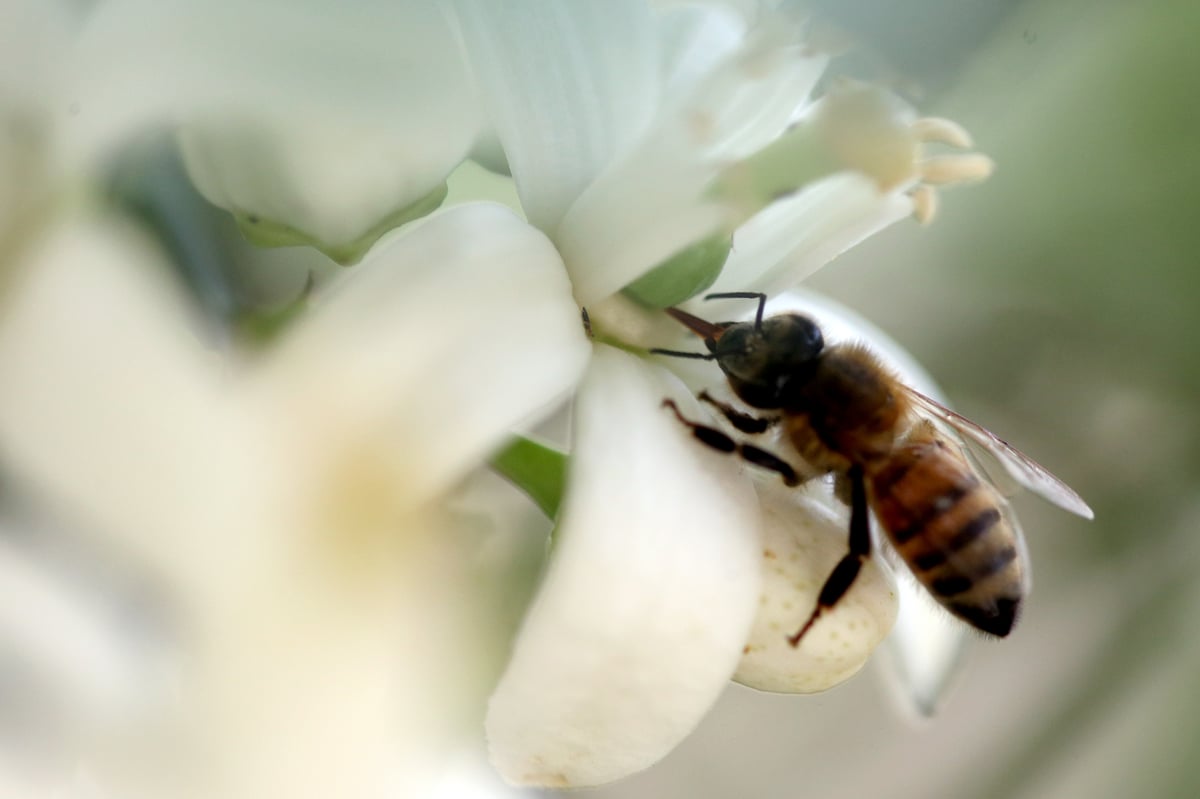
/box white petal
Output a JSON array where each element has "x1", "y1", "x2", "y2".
[
  {"x1": 557, "y1": 13, "x2": 827, "y2": 305},
  {"x1": 190, "y1": 513, "x2": 472, "y2": 799},
  {"x1": 657, "y1": 4, "x2": 746, "y2": 98},
  {"x1": 557, "y1": 127, "x2": 728, "y2": 305},
  {"x1": 450, "y1": 0, "x2": 661, "y2": 232},
  {"x1": 486, "y1": 346, "x2": 761, "y2": 787},
  {"x1": 177, "y1": 112, "x2": 467, "y2": 260},
  {"x1": 0, "y1": 218, "x2": 244, "y2": 577},
  {"x1": 693, "y1": 48, "x2": 828, "y2": 162},
  {"x1": 262, "y1": 203, "x2": 590, "y2": 505},
  {"x1": 660, "y1": 10, "x2": 827, "y2": 161},
  {"x1": 66, "y1": 0, "x2": 479, "y2": 241},
  {"x1": 734, "y1": 481, "x2": 897, "y2": 692},
  {"x1": 711, "y1": 172, "x2": 913, "y2": 297},
  {"x1": 0, "y1": 531, "x2": 159, "y2": 730},
  {"x1": 0, "y1": 0, "x2": 71, "y2": 108},
  {"x1": 874, "y1": 577, "x2": 968, "y2": 718}
]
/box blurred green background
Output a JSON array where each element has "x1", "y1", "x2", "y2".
[{"x1": 585, "y1": 0, "x2": 1200, "y2": 797}]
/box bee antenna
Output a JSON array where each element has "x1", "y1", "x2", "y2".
[
  {"x1": 703, "y1": 292, "x2": 767, "y2": 332},
  {"x1": 648, "y1": 348, "x2": 716, "y2": 361}
]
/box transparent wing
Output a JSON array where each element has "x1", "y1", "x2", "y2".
[{"x1": 901, "y1": 386, "x2": 1094, "y2": 520}]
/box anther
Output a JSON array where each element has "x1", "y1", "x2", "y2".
[
  {"x1": 911, "y1": 117, "x2": 974, "y2": 149},
  {"x1": 919, "y1": 154, "x2": 996, "y2": 186},
  {"x1": 910, "y1": 185, "x2": 939, "y2": 225}
]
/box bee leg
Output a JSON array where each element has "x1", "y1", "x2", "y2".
[
  {"x1": 833, "y1": 471, "x2": 853, "y2": 506},
  {"x1": 648, "y1": 348, "x2": 715, "y2": 361},
  {"x1": 697, "y1": 391, "x2": 779, "y2": 434},
  {"x1": 662, "y1": 399, "x2": 801, "y2": 487},
  {"x1": 788, "y1": 465, "x2": 871, "y2": 647}
]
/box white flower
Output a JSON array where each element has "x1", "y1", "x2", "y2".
[
  {"x1": 0, "y1": 204, "x2": 588, "y2": 797},
  {"x1": 0, "y1": 0, "x2": 991, "y2": 791},
  {"x1": 2, "y1": 0, "x2": 477, "y2": 266},
  {"x1": 433, "y1": 2, "x2": 987, "y2": 787}
]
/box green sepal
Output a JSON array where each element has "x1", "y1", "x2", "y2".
[
  {"x1": 234, "y1": 182, "x2": 449, "y2": 265},
  {"x1": 490, "y1": 435, "x2": 569, "y2": 521},
  {"x1": 234, "y1": 275, "x2": 314, "y2": 347},
  {"x1": 623, "y1": 233, "x2": 732, "y2": 308}
]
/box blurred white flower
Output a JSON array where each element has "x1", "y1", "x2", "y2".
[
  {"x1": 0, "y1": 204, "x2": 588, "y2": 798},
  {"x1": 0, "y1": 0, "x2": 74, "y2": 270},
  {"x1": 59, "y1": 1, "x2": 483, "y2": 264}
]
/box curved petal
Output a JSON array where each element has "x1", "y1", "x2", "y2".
[
  {"x1": 557, "y1": 10, "x2": 827, "y2": 305},
  {"x1": 188, "y1": 511, "x2": 475, "y2": 799},
  {"x1": 734, "y1": 481, "x2": 897, "y2": 693},
  {"x1": 657, "y1": 3, "x2": 746, "y2": 98},
  {"x1": 486, "y1": 346, "x2": 761, "y2": 787},
  {"x1": 659, "y1": 8, "x2": 827, "y2": 161},
  {"x1": 874, "y1": 577, "x2": 969, "y2": 718},
  {"x1": 66, "y1": 1, "x2": 478, "y2": 248},
  {"x1": 450, "y1": 0, "x2": 661, "y2": 233},
  {"x1": 261, "y1": 202, "x2": 590, "y2": 506},
  {"x1": 177, "y1": 116, "x2": 463, "y2": 264},
  {"x1": 709, "y1": 172, "x2": 913, "y2": 297},
  {"x1": 557, "y1": 130, "x2": 728, "y2": 305},
  {"x1": 0, "y1": 531, "x2": 160, "y2": 730},
  {"x1": 0, "y1": 218, "x2": 241, "y2": 569}
]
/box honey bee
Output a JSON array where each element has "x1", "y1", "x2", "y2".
[{"x1": 652, "y1": 292, "x2": 1092, "y2": 642}]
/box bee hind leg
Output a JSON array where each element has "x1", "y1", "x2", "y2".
[
  {"x1": 788, "y1": 465, "x2": 871, "y2": 647},
  {"x1": 662, "y1": 399, "x2": 800, "y2": 486}
]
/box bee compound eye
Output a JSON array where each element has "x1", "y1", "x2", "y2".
[
  {"x1": 716, "y1": 324, "x2": 751, "y2": 352},
  {"x1": 711, "y1": 323, "x2": 761, "y2": 380}
]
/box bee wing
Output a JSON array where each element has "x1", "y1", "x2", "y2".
[{"x1": 901, "y1": 386, "x2": 1094, "y2": 520}]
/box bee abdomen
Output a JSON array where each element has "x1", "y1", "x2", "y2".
[{"x1": 871, "y1": 440, "x2": 1026, "y2": 637}]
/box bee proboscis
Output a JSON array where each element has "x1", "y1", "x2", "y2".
[{"x1": 652, "y1": 292, "x2": 1093, "y2": 641}]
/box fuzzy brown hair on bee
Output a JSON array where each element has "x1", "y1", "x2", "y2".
[{"x1": 653, "y1": 292, "x2": 1092, "y2": 643}]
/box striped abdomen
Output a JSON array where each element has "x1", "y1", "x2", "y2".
[{"x1": 868, "y1": 433, "x2": 1026, "y2": 637}]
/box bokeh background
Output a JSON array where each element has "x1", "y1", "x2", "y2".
[{"x1": 585, "y1": 1, "x2": 1200, "y2": 798}]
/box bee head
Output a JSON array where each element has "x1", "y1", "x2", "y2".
[
  {"x1": 710, "y1": 313, "x2": 824, "y2": 385},
  {"x1": 660, "y1": 304, "x2": 824, "y2": 408}
]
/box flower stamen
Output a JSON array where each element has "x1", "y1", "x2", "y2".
[
  {"x1": 910, "y1": 185, "x2": 939, "y2": 226},
  {"x1": 918, "y1": 153, "x2": 996, "y2": 186},
  {"x1": 905, "y1": 117, "x2": 993, "y2": 224},
  {"x1": 911, "y1": 117, "x2": 975, "y2": 149}
]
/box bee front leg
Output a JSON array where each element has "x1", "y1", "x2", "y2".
[
  {"x1": 662, "y1": 399, "x2": 801, "y2": 487},
  {"x1": 788, "y1": 465, "x2": 871, "y2": 647},
  {"x1": 697, "y1": 391, "x2": 779, "y2": 434}
]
